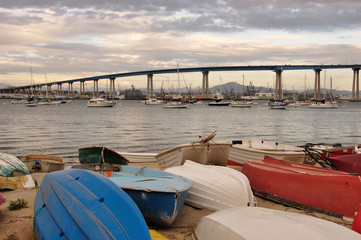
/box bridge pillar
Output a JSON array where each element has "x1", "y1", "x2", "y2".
[
  {"x1": 109, "y1": 77, "x2": 116, "y2": 99},
  {"x1": 93, "y1": 80, "x2": 98, "y2": 97},
  {"x1": 146, "y1": 74, "x2": 153, "y2": 98},
  {"x1": 313, "y1": 69, "x2": 322, "y2": 100},
  {"x1": 202, "y1": 71, "x2": 209, "y2": 99},
  {"x1": 274, "y1": 70, "x2": 283, "y2": 100},
  {"x1": 352, "y1": 68, "x2": 360, "y2": 101}
]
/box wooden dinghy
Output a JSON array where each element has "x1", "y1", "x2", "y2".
[
  {"x1": 165, "y1": 160, "x2": 256, "y2": 211},
  {"x1": 242, "y1": 156, "x2": 361, "y2": 219},
  {"x1": 194, "y1": 207, "x2": 361, "y2": 240},
  {"x1": 20, "y1": 154, "x2": 65, "y2": 173},
  {"x1": 72, "y1": 163, "x2": 192, "y2": 227},
  {"x1": 34, "y1": 169, "x2": 150, "y2": 240},
  {"x1": 0, "y1": 152, "x2": 35, "y2": 190},
  {"x1": 228, "y1": 139, "x2": 306, "y2": 166}
]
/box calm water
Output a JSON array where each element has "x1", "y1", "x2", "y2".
[{"x1": 1, "y1": 99, "x2": 361, "y2": 162}]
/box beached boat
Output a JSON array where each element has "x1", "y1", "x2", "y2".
[
  {"x1": 155, "y1": 141, "x2": 231, "y2": 170},
  {"x1": 242, "y1": 156, "x2": 361, "y2": 219},
  {"x1": 34, "y1": 169, "x2": 150, "y2": 240},
  {"x1": 163, "y1": 101, "x2": 190, "y2": 108},
  {"x1": 328, "y1": 154, "x2": 361, "y2": 175},
  {"x1": 20, "y1": 154, "x2": 65, "y2": 173},
  {"x1": 194, "y1": 207, "x2": 361, "y2": 240},
  {"x1": 0, "y1": 153, "x2": 35, "y2": 190},
  {"x1": 87, "y1": 97, "x2": 115, "y2": 107},
  {"x1": 0, "y1": 193, "x2": 3, "y2": 205},
  {"x1": 73, "y1": 163, "x2": 192, "y2": 227},
  {"x1": 228, "y1": 139, "x2": 306, "y2": 165},
  {"x1": 117, "y1": 132, "x2": 232, "y2": 170},
  {"x1": 78, "y1": 146, "x2": 129, "y2": 165},
  {"x1": 165, "y1": 160, "x2": 256, "y2": 211}
]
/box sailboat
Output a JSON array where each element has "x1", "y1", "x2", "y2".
[
  {"x1": 163, "y1": 64, "x2": 189, "y2": 108},
  {"x1": 308, "y1": 75, "x2": 338, "y2": 109}
]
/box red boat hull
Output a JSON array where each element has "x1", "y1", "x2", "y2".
[
  {"x1": 242, "y1": 156, "x2": 361, "y2": 219},
  {"x1": 330, "y1": 154, "x2": 361, "y2": 175}
]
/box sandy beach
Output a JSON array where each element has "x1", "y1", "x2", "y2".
[{"x1": 0, "y1": 164, "x2": 354, "y2": 240}]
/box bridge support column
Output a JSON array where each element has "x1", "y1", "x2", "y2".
[
  {"x1": 202, "y1": 71, "x2": 209, "y2": 99},
  {"x1": 109, "y1": 77, "x2": 115, "y2": 99},
  {"x1": 352, "y1": 68, "x2": 360, "y2": 101},
  {"x1": 68, "y1": 83, "x2": 73, "y2": 98},
  {"x1": 146, "y1": 74, "x2": 153, "y2": 98},
  {"x1": 93, "y1": 80, "x2": 98, "y2": 97},
  {"x1": 274, "y1": 70, "x2": 283, "y2": 100},
  {"x1": 313, "y1": 69, "x2": 322, "y2": 100}
]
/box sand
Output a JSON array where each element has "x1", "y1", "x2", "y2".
[{"x1": 0, "y1": 165, "x2": 354, "y2": 240}]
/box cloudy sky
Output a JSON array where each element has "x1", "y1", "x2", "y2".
[{"x1": 1, "y1": 0, "x2": 361, "y2": 91}]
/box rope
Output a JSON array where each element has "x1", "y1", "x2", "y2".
[{"x1": 33, "y1": 204, "x2": 45, "y2": 240}]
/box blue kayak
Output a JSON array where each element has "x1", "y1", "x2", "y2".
[
  {"x1": 34, "y1": 168, "x2": 151, "y2": 240},
  {"x1": 107, "y1": 165, "x2": 192, "y2": 227}
]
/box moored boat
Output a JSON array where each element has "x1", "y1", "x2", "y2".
[
  {"x1": 78, "y1": 146, "x2": 129, "y2": 165},
  {"x1": 242, "y1": 156, "x2": 361, "y2": 219},
  {"x1": 228, "y1": 139, "x2": 306, "y2": 165},
  {"x1": 0, "y1": 152, "x2": 35, "y2": 190},
  {"x1": 20, "y1": 154, "x2": 65, "y2": 173},
  {"x1": 165, "y1": 160, "x2": 256, "y2": 211},
  {"x1": 73, "y1": 163, "x2": 192, "y2": 227},
  {"x1": 208, "y1": 100, "x2": 230, "y2": 106},
  {"x1": 194, "y1": 207, "x2": 361, "y2": 240},
  {"x1": 231, "y1": 100, "x2": 253, "y2": 108},
  {"x1": 163, "y1": 101, "x2": 190, "y2": 108},
  {"x1": 87, "y1": 97, "x2": 115, "y2": 107},
  {"x1": 34, "y1": 168, "x2": 150, "y2": 240}
]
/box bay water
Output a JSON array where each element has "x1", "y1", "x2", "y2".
[{"x1": 1, "y1": 99, "x2": 361, "y2": 162}]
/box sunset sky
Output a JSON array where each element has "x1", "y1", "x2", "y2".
[{"x1": 1, "y1": 1, "x2": 361, "y2": 92}]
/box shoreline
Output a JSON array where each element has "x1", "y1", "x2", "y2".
[{"x1": 0, "y1": 165, "x2": 354, "y2": 240}]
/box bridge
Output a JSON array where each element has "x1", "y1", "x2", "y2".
[{"x1": 2, "y1": 64, "x2": 361, "y2": 101}]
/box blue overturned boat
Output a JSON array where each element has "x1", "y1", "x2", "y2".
[
  {"x1": 34, "y1": 168, "x2": 151, "y2": 240},
  {"x1": 73, "y1": 163, "x2": 192, "y2": 227}
]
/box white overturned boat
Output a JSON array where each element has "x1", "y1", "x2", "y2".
[
  {"x1": 229, "y1": 139, "x2": 306, "y2": 165},
  {"x1": 165, "y1": 160, "x2": 256, "y2": 211},
  {"x1": 0, "y1": 153, "x2": 35, "y2": 190},
  {"x1": 194, "y1": 207, "x2": 361, "y2": 240}
]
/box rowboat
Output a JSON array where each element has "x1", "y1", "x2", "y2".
[
  {"x1": 34, "y1": 169, "x2": 151, "y2": 240},
  {"x1": 165, "y1": 160, "x2": 256, "y2": 211},
  {"x1": 0, "y1": 193, "x2": 3, "y2": 205},
  {"x1": 0, "y1": 152, "x2": 35, "y2": 190},
  {"x1": 242, "y1": 156, "x2": 361, "y2": 219},
  {"x1": 78, "y1": 146, "x2": 129, "y2": 165},
  {"x1": 118, "y1": 131, "x2": 232, "y2": 170},
  {"x1": 228, "y1": 139, "x2": 307, "y2": 165},
  {"x1": 73, "y1": 163, "x2": 192, "y2": 227},
  {"x1": 329, "y1": 154, "x2": 361, "y2": 175},
  {"x1": 194, "y1": 207, "x2": 361, "y2": 240},
  {"x1": 20, "y1": 154, "x2": 65, "y2": 173}
]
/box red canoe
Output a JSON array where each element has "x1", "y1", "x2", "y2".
[
  {"x1": 242, "y1": 156, "x2": 361, "y2": 219},
  {"x1": 329, "y1": 154, "x2": 361, "y2": 175}
]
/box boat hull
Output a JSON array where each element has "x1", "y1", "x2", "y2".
[
  {"x1": 156, "y1": 142, "x2": 232, "y2": 170},
  {"x1": 34, "y1": 169, "x2": 150, "y2": 240},
  {"x1": 330, "y1": 154, "x2": 361, "y2": 175},
  {"x1": 229, "y1": 139, "x2": 306, "y2": 165},
  {"x1": 106, "y1": 165, "x2": 192, "y2": 227},
  {"x1": 20, "y1": 154, "x2": 65, "y2": 173},
  {"x1": 194, "y1": 207, "x2": 361, "y2": 240},
  {"x1": 242, "y1": 156, "x2": 361, "y2": 219},
  {"x1": 165, "y1": 160, "x2": 255, "y2": 211},
  {"x1": 78, "y1": 146, "x2": 129, "y2": 165}
]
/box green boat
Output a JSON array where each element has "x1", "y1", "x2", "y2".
[{"x1": 78, "y1": 146, "x2": 129, "y2": 165}]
